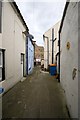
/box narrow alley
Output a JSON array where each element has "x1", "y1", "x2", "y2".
[
  {"x1": 0, "y1": 0, "x2": 79, "y2": 119},
  {"x1": 2, "y1": 66, "x2": 69, "y2": 118}
]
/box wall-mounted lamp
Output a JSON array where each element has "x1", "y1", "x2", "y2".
[{"x1": 22, "y1": 31, "x2": 27, "y2": 35}]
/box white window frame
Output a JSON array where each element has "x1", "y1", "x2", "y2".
[{"x1": 0, "y1": 51, "x2": 3, "y2": 68}]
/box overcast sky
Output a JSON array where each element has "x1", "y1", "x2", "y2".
[{"x1": 15, "y1": 0, "x2": 66, "y2": 46}]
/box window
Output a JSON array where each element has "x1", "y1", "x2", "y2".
[
  {"x1": 0, "y1": 1, "x2": 2, "y2": 33},
  {"x1": 21, "y1": 53, "x2": 24, "y2": 64},
  {"x1": 58, "y1": 40, "x2": 59, "y2": 46},
  {"x1": 21, "y1": 54, "x2": 23, "y2": 64}
]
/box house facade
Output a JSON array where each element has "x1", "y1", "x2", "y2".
[
  {"x1": 43, "y1": 28, "x2": 52, "y2": 70},
  {"x1": 0, "y1": 1, "x2": 29, "y2": 92},
  {"x1": 59, "y1": 1, "x2": 79, "y2": 118},
  {"x1": 35, "y1": 44, "x2": 44, "y2": 63},
  {"x1": 43, "y1": 21, "x2": 60, "y2": 71}
]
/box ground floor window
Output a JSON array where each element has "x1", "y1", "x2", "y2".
[{"x1": 0, "y1": 49, "x2": 5, "y2": 81}]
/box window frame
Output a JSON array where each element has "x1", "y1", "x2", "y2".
[{"x1": 0, "y1": 49, "x2": 5, "y2": 82}]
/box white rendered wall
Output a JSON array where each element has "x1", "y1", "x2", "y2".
[
  {"x1": 60, "y1": 2, "x2": 78, "y2": 118},
  {"x1": 1, "y1": 2, "x2": 26, "y2": 92},
  {"x1": 0, "y1": 34, "x2": 2, "y2": 48},
  {"x1": 44, "y1": 29, "x2": 52, "y2": 69},
  {"x1": 53, "y1": 21, "x2": 60, "y2": 63}
]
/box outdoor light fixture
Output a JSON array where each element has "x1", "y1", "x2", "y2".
[
  {"x1": 22, "y1": 31, "x2": 27, "y2": 35},
  {"x1": 26, "y1": 33, "x2": 34, "y2": 39},
  {"x1": 22, "y1": 31, "x2": 34, "y2": 39}
]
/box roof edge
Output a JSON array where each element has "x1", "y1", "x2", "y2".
[
  {"x1": 59, "y1": 1, "x2": 70, "y2": 33},
  {"x1": 10, "y1": 1, "x2": 29, "y2": 32}
]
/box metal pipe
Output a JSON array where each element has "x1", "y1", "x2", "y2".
[
  {"x1": 52, "y1": 28, "x2": 54, "y2": 64},
  {"x1": 51, "y1": 37, "x2": 57, "y2": 64},
  {"x1": 58, "y1": 32, "x2": 60, "y2": 82}
]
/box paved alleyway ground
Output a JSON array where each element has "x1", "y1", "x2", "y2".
[{"x1": 2, "y1": 66, "x2": 69, "y2": 118}]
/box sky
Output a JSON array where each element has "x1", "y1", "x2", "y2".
[{"x1": 15, "y1": 0, "x2": 66, "y2": 46}]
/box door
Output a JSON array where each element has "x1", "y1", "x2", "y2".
[{"x1": 21, "y1": 53, "x2": 24, "y2": 77}]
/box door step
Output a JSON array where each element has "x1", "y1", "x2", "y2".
[{"x1": 20, "y1": 77, "x2": 26, "y2": 82}]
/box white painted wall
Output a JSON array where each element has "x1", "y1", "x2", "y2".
[
  {"x1": 44, "y1": 37, "x2": 49, "y2": 69},
  {"x1": 60, "y1": 2, "x2": 78, "y2": 118},
  {"x1": 44, "y1": 21, "x2": 60, "y2": 70},
  {"x1": 53, "y1": 21, "x2": 60, "y2": 63},
  {"x1": 44, "y1": 28, "x2": 52, "y2": 69},
  {"x1": 0, "y1": 34, "x2": 2, "y2": 48},
  {"x1": 78, "y1": 2, "x2": 80, "y2": 118},
  {"x1": 0, "y1": 2, "x2": 26, "y2": 92}
]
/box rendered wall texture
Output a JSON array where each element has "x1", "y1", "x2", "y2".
[
  {"x1": 0, "y1": 2, "x2": 26, "y2": 92},
  {"x1": 60, "y1": 2, "x2": 78, "y2": 118}
]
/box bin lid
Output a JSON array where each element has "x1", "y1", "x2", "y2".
[{"x1": 50, "y1": 64, "x2": 57, "y2": 66}]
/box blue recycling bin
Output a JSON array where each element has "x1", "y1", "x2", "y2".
[
  {"x1": 50, "y1": 64, "x2": 57, "y2": 76},
  {"x1": 0, "y1": 88, "x2": 4, "y2": 94}
]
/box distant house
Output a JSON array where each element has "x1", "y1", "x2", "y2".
[
  {"x1": 59, "y1": 1, "x2": 79, "y2": 118},
  {"x1": 0, "y1": 1, "x2": 29, "y2": 92},
  {"x1": 35, "y1": 44, "x2": 44, "y2": 64},
  {"x1": 43, "y1": 21, "x2": 60, "y2": 71}
]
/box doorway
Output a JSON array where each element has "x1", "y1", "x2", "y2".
[
  {"x1": 21, "y1": 53, "x2": 24, "y2": 77},
  {"x1": 0, "y1": 49, "x2": 5, "y2": 81}
]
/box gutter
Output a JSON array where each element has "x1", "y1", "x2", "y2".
[
  {"x1": 59, "y1": 1, "x2": 69, "y2": 33},
  {"x1": 26, "y1": 37, "x2": 28, "y2": 75},
  {"x1": 58, "y1": 1, "x2": 69, "y2": 82},
  {"x1": 10, "y1": 1, "x2": 29, "y2": 32}
]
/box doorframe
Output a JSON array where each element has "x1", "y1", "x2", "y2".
[
  {"x1": 0, "y1": 49, "x2": 5, "y2": 81},
  {"x1": 21, "y1": 53, "x2": 25, "y2": 77},
  {"x1": 26, "y1": 37, "x2": 28, "y2": 75}
]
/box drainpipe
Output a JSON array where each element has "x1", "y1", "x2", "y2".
[
  {"x1": 52, "y1": 29, "x2": 54, "y2": 64},
  {"x1": 43, "y1": 35, "x2": 49, "y2": 70},
  {"x1": 26, "y1": 36, "x2": 28, "y2": 75},
  {"x1": 51, "y1": 37, "x2": 57, "y2": 64},
  {"x1": 58, "y1": 32, "x2": 60, "y2": 82},
  {"x1": 52, "y1": 41, "x2": 53, "y2": 64},
  {"x1": 52, "y1": 29, "x2": 57, "y2": 64}
]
